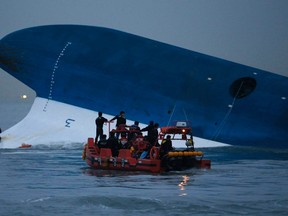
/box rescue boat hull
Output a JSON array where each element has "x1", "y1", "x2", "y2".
[{"x1": 83, "y1": 138, "x2": 211, "y2": 173}]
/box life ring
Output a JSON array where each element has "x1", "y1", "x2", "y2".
[{"x1": 150, "y1": 146, "x2": 159, "y2": 159}]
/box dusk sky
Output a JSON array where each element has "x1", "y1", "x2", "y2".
[{"x1": 1, "y1": 0, "x2": 288, "y2": 128}]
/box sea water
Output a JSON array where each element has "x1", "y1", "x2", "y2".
[{"x1": 0, "y1": 145, "x2": 287, "y2": 216}]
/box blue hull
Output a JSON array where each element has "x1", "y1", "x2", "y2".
[{"x1": 0, "y1": 25, "x2": 287, "y2": 148}]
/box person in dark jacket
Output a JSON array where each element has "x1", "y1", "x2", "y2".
[
  {"x1": 140, "y1": 121, "x2": 154, "y2": 137},
  {"x1": 110, "y1": 111, "x2": 126, "y2": 138},
  {"x1": 159, "y1": 135, "x2": 174, "y2": 159},
  {"x1": 97, "y1": 134, "x2": 108, "y2": 149},
  {"x1": 147, "y1": 123, "x2": 159, "y2": 147},
  {"x1": 107, "y1": 132, "x2": 121, "y2": 157},
  {"x1": 110, "y1": 111, "x2": 126, "y2": 128},
  {"x1": 95, "y1": 112, "x2": 108, "y2": 143},
  {"x1": 128, "y1": 121, "x2": 140, "y2": 141}
]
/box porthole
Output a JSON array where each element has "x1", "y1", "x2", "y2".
[{"x1": 230, "y1": 77, "x2": 256, "y2": 99}]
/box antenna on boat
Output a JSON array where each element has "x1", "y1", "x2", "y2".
[
  {"x1": 167, "y1": 105, "x2": 191, "y2": 127},
  {"x1": 167, "y1": 104, "x2": 176, "y2": 126},
  {"x1": 182, "y1": 108, "x2": 189, "y2": 122}
]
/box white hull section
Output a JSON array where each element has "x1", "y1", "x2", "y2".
[{"x1": 0, "y1": 97, "x2": 229, "y2": 149}]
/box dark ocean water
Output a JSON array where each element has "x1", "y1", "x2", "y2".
[{"x1": 0, "y1": 144, "x2": 287, "y2": 216}]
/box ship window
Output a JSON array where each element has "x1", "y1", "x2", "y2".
[{"x1": 230, "y1": 77, "x2": 256, "y2": 99}]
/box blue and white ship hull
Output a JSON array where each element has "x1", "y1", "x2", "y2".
[{"x1": 0, "y1": 25, "x2": 287, "y2": 148}]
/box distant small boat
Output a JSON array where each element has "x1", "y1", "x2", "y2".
[{"x1": 19, "y1": 143, "x2": 32, "y2": 149}]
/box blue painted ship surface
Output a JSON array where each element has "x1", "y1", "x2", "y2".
[{"x1": 0, "y1": 25, "x2": 287, "y2": 148}]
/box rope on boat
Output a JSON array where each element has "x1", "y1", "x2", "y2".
[{"x1": 211, "y1": 80, "x2": 245, "y2": 141}]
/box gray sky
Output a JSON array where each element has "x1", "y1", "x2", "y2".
[{"x1": 1, "y1": 0, "x2": 288, "y2": 129}]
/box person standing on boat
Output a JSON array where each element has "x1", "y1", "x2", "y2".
[
  {"x1": 109, "y1": 111, "x2": 126, "y2": 138},
  {"x1": 128, "y1": 121, "x2": 140, "y2": 141},
  {"x1": 95, "y1": 112, "x2": 108, "y2": 143},
  {"x1": 159, "y1": 135, "x2": 174, "y2": 170},
  {"x1": 129, "y1": 121, "x2": 140, "y2": 131},
  {"x1": 148, "y1": 123, "x2": 159, "y2": 147},
  {"x1": 140, "y1": 121, "x2": 154, "y2": 137},
  {"x1": 139, "y1": 123, "x2": 159, "y2": 159},
  {"x1": 140, "y1": 122, "x2": 159, "y2": 158},
  {"x1": 159, "y1": 135, "x2": 174, "y2": 159}
]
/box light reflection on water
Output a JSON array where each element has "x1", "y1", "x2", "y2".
[{"x1": 178, "y1": 175, "x2": 189, "y2": 196}]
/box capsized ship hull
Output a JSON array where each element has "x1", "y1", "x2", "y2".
[{"x1": 0, "y1": 25, "x2": 287, "y2": 148}]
